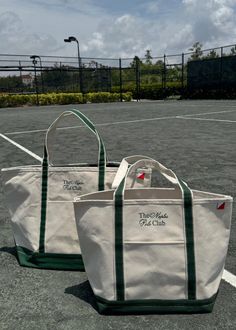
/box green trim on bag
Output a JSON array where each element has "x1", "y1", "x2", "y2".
[
  {"x1": 95, "y1": 293, "x2": 217, "y2": 315},
  {"x1": 114, "y1": 177, "x2": 125, "y2": 301},
  {"x1": 179, "y1": 179, "x2": 196, "y2": 300},
  {"x1": 16, "y1": 246, "x2": 85, "y2": 271},
  {"x1": 70, "y1": 109, "x2": 106, "y2": 191},
  {"x1": 39, "y1": 146, "x2": 48, "y2": 253},
  {"x1": 48, "y1": 162, "x2": 119, "y2": 168},
  {"x1": 98, "y1": 139, "x2": 105, "y2": 191}
]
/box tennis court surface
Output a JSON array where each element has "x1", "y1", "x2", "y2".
[{"x1": 0, "y1": 100, "x2": 235, "y2": 329}]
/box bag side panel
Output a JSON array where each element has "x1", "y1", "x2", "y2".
[
  {"x1": 45, "y1": 201, "x2": 81, "y2": 254},
  {"x1": 194, "y1": 200, "x2": 232, "y2": 299},
  {"x1": 1, "y1": 170, "x2": 41, "y2": 251},
  {"x1": 74, "y1": 202, "x2": 116, "y2": 300}
]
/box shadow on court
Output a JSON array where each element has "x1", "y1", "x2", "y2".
[
  {"x1": 65, "y1": 280, "x2": 98, "y2": 312},
  {"x1": 0, "y1": 246, "x2": 17, "y2": 257}
]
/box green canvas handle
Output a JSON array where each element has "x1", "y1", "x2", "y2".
[
  {"x1": 114, "y1": 158, "x2": 196, "y2": 301},
  {"x1": 39, "y1": 109, "x2": 106, "y2": 254},
  {"x1": 44, "y1": 109, "x2": 106, "y2": 189}
]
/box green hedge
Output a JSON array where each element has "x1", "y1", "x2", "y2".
[
  {"x1": 0, "y1": 92, "x2": 132, "y2": 108},
  {"x1": 181, "y1": 87, "x2": 236, "y2": 99},
  {"x1": 112, "y1": 82, "x2": 183, "y2": 99},
  {"x1": 113, "y1": 82, "x2": 236, "y2": 100},
  {"x1": 86, "y1": 92, "x2": 132, "y2": 103}
]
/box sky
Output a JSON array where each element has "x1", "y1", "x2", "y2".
[{"x1": 0, "y1": 0, "x2": 236, "y2": 59}]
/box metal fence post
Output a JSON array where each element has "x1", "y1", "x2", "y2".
[
  {"x1": 163, "y1": 54, "x2": 166, "y2": 97},
  {"x1": 109, "y1": 67, "x2": 112, "y2": 92},
  {"x1": 135, "y1": 57, "x2": 140, "y2": 102},
  {"x1": 135, "y1": 57, "x2": 140, "y2": 101},
  {"x1": 19, "y1": 60, "x2": 23, "y2": 94},
  {"x1": 40, "y1": 59, "x2": 44, "y2": 94},
  {"x1": 32, "y1": 59, "x2": 39, "y2": 106},
  {"x1": 119, "y1": 58, "x2": 123, "y2": 102},
  {"x1": 181, "y1": 53, "x2": 185, "y2": 93},
  {"x1": 80, "y1": 58, "x2": 84, "y2": 101},
  {"x1": 220, "y1": 47, "x2": 223, "y2": 94}
]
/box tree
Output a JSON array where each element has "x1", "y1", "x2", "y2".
[
  {"x1": 230, "y1": 45, "x2": 236, "y2": 55},
  {"x1": 130, "y1": 56, "x2": 142, "y2": 68},
  {"x1": 155, "y1": 60, "x2": 164, "y2": 71},
  {"x1": 203, "y1": 49, "x2": 219, "y2": 59},
  {"x1": 42, "y1": 64, "x2": 73, "y2": 92},
  {"x1": 0, "y1": 75, "x2": 23, "y2": 93},
  {"x1": 145, "y1": 49, "x2": 152, "y2": 65},
  {"x1": 189, "y1": 42, "x2": 203, "y2": 60}
]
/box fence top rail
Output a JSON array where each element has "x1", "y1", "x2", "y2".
[
  {"x1": 0, "y1": 42, "x2": 236, "y2": 62},
  {"x1": 0, "y1": 53, "x2": 119, "y2": 61},
  {"x1": 184, "y1": 44, "x2": 236, "y2": 56}
]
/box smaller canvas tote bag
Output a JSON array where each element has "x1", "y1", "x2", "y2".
[
  {"x1": 74, "y1": 157, "x2": 232, "y2": 314},
  {"x1": 1, "y1": 110, "x2": 152, "y2": 270}
]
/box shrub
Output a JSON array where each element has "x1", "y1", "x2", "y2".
[
  {"x1": 86, "y1": 92, "x2": 118, "y2": 103},
  {"x1": 0, "y1": 92, "x2": 132, "y2": 108},
  {"x1": 112, "y1": 82, "x2": 183, "y2": 100},
  {"x1": 122, "y1": 92, "x2": 132, "y2": 101}
]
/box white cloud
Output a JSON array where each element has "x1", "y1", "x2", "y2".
[
  {"x1": 81, "y1": 0, "x2": 236, "y2": 58},
  {"x1": 181, "y1": 0, "x2": 236, "y2": 47},
  {"x1": 83, "y1": 32, "x2": 104, "y2": 53},
  {"x1": 0, "y1": 11, "x2": 60, "y2": 54},
  {"x1": 0, "y1": 0, "x2": 236, "y2": 59},
  {"x1": 144, "y1": 1, "x2": 160, "y2": 14},
  {"x1": 82, "y1": 14, "x2": 155, "y2": 58},
  {"x1": 211, "y1": 6, "x2": 234, "y2": 28}
]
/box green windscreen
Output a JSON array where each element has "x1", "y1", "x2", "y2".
[{"x1": 187, "y1": 55, "x2": 236, "y2": 88}]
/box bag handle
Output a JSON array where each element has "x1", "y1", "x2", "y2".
[
  {"x1": 39, "y1": 109, "x2": 107, "y2": 255},
  {"x1": 113, "y1": 157, "x2": 196, "y2": 301},
  {"x1": 111, "y1": 155, "x2": 153, "y2": 189},
  {"x1": 114, "y1": 158, "x2": 184, "y2": 200},
  {"x1": 44, "y1": 109, "x2": 106, "y2": 190}
]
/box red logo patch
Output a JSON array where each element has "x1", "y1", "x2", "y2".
[
  {"x1": 137, "y1": 172, "x2": 145, "y2": 180},
  {"x1": 217, "y1": 202, "x2": 225, "y2": 210}
]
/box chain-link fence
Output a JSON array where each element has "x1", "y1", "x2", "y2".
[
  {"x1": 187, "y1": 46, "x2": 236, "y2": 90},
  {"x1": 0, "y1": 43, "x2": 236, "y2": 101}
]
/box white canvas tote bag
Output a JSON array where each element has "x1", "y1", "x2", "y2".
[
  {"x1": 1, "y1": 110, "x2": 151, "y2": 270},
  {"x1": 74, "y1": 157, "x2": 232, "y2": 314}
]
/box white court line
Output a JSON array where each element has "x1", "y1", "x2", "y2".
[
  {"x1": 153, "y1": 103, "x2": 236, "y2": 109},
  {"x1": 179, "y1": 109, "x2": 236, "y2": 117},
  {"x1": 0, "y1": 133, "x2": 42, "y2": 162},
  {"x1": 87, "y1": 115, "x2": 176, "y2": 126},
  {"x1": 5, "y1": 128, "x2": 48, "y2": 135},
  {"x1": 5, "y1": 115, "x2": 178, "y2": 135},
  {"x1": 223, "y1": 269, "x2": 236, "y2": 288},
  {"x1": 4, "y1": 108, "x2": 236, "y2": 136},
  {"x1": 177, "y1": 116, "x2": 236, "y2": 123}
]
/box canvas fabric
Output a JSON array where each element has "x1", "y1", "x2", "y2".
[
  {"x1": 1, "y1": 110, "x2": 152, "y2": 270},
  {"x1": 74, "y1": 158, "x2": 232, "y2": 314}
]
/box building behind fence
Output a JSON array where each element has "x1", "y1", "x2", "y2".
[{"x1": 0, "y1": 43, "x2": 236, "y2": 100}]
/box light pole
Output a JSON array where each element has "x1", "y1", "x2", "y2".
[
  {"x1": 64, "y1": 36, "x2": 83, "y2": 96},
  {"x1": 30, "y1": 55, "x2": 44, "y2": 93},
  {"x1": 30, "y1": 55, "x2": 39, "y2": 106}
]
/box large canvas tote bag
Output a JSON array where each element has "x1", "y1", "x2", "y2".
[
  {"x1": 74, "y1": 158, "x2": 232, "y2": 314},
  {"x1": 1, "y1": 110, "x2": 151, "y2": 270}
]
